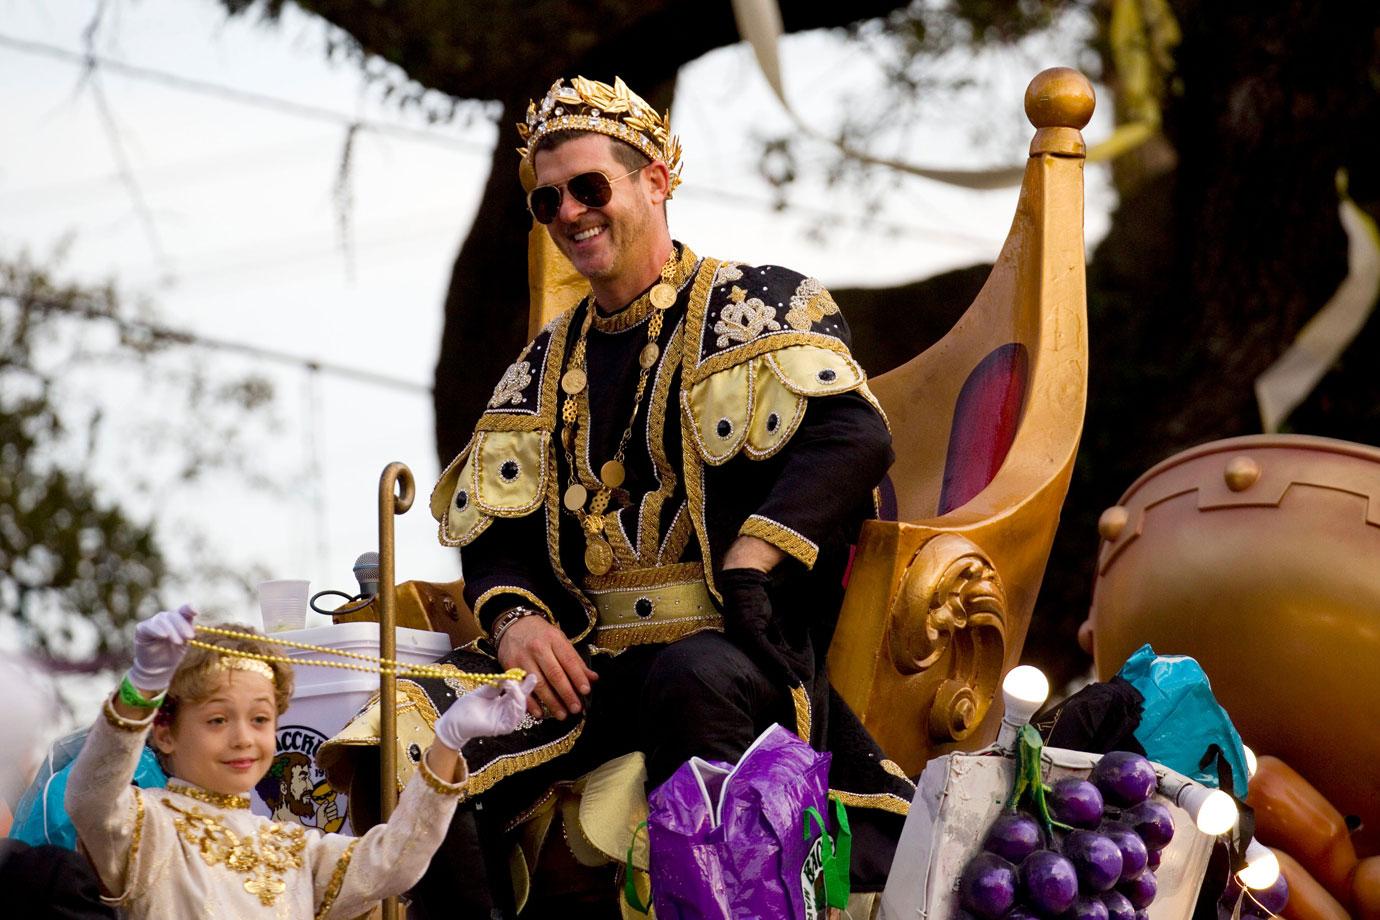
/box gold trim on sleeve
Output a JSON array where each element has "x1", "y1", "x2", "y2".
[
  {"x1": 471, "y1": 586, "x2": 557, "y2": 626},
  {"x1": 740, "y1": 514, "x2": 820, "y2": 569},
  {"x1": 101, "y1": 696, "x2": 155, "y2": 733},
  {"x1": 463, "y1": 721, "x2": 585, "y2": 799},
  {"x1": 417, "y1": 752, "x2": 468, "y2": 796},
  {"x1": 113, "y1": 787, "x2": 145, "y2": 905},
  {"x1": 314, "y1": 838, "x2": 358, "y2": 920}
]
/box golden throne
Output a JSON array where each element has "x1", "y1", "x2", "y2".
[
  {"x1": 825, "y1": 68, "x2": 1092, "y2": 775},
  {"x1": 345, "y1": 68, "x2": 1092, "y2": 783}
]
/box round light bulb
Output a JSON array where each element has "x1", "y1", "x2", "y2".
[
  {"x1": 1194, "y1": 788, "x2": 1238, "y2": 836},
  {"x1": 1003, "y1": 665, "x2": 1050, "y2": 707},
  {"x1": 1237, "y1": 841, "x2": 1281, "y2": 889},
  {"x1": 996, "y1": 666, "x2": 1050, "y2": 748},
  {"x1": 1243, "y1": 745, "x2": 1258, "y2": 779}
]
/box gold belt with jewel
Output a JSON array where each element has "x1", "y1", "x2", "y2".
[{"x1": 584, "y1": 562, "x2": 722, "y2": 652}]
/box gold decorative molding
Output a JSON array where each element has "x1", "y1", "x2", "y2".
[{"x1": 887, "y1": 534, "x2": 1008, "y2": 743}]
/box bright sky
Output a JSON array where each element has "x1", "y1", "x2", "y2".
[{"x1": 0, "y1": 0, "x2": 1113, "y2": 692}]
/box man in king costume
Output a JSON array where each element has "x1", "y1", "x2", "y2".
[{"x1": 329, "y1": 75, "x2": 915, "y2": 917}]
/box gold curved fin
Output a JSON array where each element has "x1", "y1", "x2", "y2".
[{"x1": 828, "y1": 68, "x2": 1092, "y2": 774}]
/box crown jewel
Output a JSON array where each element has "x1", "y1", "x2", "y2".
[{"x1": 517, "y1": 76, "x2": 683, "y2": 195}]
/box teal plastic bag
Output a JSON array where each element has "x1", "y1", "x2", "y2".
[
  {"x1": 10, "y1": 735, "x2": 167, "y2": 850},
  {"x1": 1117, "y1": 644, "x2": 1249, "y2": 794}
]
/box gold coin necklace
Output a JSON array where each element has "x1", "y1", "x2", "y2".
[{"x1": 559, "y1": 252, "x2": 681, "y2": 575}]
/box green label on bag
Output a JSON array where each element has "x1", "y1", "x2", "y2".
[{"x1": 802, "y1": 799, "x2": 852, "y2": 913}]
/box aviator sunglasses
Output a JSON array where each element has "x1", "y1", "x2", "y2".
[{"x1": 526, "y1": 166, "x2": 645, "y2": 224}]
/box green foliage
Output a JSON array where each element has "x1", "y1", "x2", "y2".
[{"x1": 0, "y1": 253, "x2": 275, "y2": 670}]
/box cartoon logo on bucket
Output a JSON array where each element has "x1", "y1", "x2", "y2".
[{"x1": 254, "y1": 724, "x2": 346, "y2": 833}]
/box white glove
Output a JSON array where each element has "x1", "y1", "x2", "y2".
[
  {"x1": 433, "y1": 674, "x2": 537, "y2": 752},
  {"x1": 127, "y1": 605, "x2": 197, "y2": 692}
]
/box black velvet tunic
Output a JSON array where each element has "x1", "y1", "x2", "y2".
[{"x1": 417, "y1": 244, "x2": 914, "y2": 889}]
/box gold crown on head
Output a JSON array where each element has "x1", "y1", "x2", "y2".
[
  {"x1": 217, "y1": 655, "x2": 276, "y2": 684},
  {"x1": 516, "y1": 76, "x2": 683, "y2": 195}
]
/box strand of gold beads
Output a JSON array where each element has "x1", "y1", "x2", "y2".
[
  {"x1": 190, "y1": 624, "x2": 525, "y2": 684},
  {"x1": 559, "y1": 250, "x2": 681, "y2": 575}
]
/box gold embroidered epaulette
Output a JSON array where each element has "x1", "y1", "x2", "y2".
[
  {"x1": 431, "y1": 311, "x2": 573, "y2": 547},
  {"x1": 680, "y1": 262, "x2": 871, "y2": 466}
]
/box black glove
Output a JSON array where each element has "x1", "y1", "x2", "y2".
[
  {"x1": 719, "y1": 567, "x2": 812, "y2": 682},
  {"x1": 719, "y1": 567, "x2": 773, "y2": 647}
]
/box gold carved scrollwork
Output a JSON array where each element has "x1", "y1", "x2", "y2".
[{"x1": 887, "y1": 533, "x2": 1008, "y2": 743}]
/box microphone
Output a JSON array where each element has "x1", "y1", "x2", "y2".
[{"x1": 353, "y1": 552, "x2": 380, "y2": 599}]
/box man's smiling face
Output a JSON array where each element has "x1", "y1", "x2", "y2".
[{"x1": 531, "y1": 133, "x2": 660, "y2": 290}]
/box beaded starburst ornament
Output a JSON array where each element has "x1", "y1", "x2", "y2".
[{"x1": 516, "y1": 76, "x2": 683, "y2": 195}]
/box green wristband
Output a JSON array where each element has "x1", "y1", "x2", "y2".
[{"x1": 119, "y1": 674, "x2": 166, "y2": 710}]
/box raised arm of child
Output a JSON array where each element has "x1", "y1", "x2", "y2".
[
  {"x1": 65, "y1": 606, "x2": 197, "y2": 902},
  {"x1": 304, "y1": 673, "x2": 536, "y2": 919}
]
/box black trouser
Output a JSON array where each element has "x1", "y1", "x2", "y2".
[
  {"x1": 582, "y1": 630, "x2": 789, "y2": 786},
  {"x1": 408, "y1": 631, "x2": 784, "y2": 918}
]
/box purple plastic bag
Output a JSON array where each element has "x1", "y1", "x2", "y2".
[{"x1": 646, "y1": 724, "x2": 833, "y2": 920}]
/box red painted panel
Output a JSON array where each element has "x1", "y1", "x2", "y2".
[{"x1": 937, "y1": 344, "x2": 1029, "y2": 515}]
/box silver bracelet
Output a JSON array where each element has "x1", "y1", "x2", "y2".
[{"x1": 489, "y1": 605, "x2": 544, "y2": 649}]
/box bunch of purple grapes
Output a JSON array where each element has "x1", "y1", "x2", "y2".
[{"x1": 959, "y1": 752, "x2": 1174, "y2": 919}]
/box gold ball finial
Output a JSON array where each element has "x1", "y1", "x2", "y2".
[
  {"x1": 1224, "y1": 456, "x2": 1262, "y2": 492},
  {"x1": 1025, "y1": 67, "x2": 1095, "y2": 130},
  {"x1": 1098, "y1": 505, "x2": 1130, "y2": 541}
]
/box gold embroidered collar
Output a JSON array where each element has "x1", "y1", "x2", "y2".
[
  {"x1": 591, "y1": 244, "x2": 698, "y2": 333},
  {"x1": 166, "y1": 781, "x2": 251, "y2": 811}
]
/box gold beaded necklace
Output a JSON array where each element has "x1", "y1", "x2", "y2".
[
  {"x1": 558, "y1": 249, "x2": 686, "y2": 575},
  {"x1": 187, "y1": 624, "x2": 525, "y2": 684}
]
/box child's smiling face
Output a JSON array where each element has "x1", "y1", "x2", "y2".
[{"x1": 153, "y1": 670, "x2": 277, "y2": 795}]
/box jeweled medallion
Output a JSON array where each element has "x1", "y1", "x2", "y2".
[
  {"x1": 599, "y1": 460, "x2": 625, "y2": 489},
  {"x1": 639, "y1": 342, "x2": 660, "y2": 369},
  {"x1": 585, "y1": 535, "x2": 614, "y2": 575},
  {"x1": 561, "y1": 368, "x2": 587, "y2": 395},
  {"x1": 649, "y1": 282, "x2": 676, "y2": 310},
  {"x1": 563, "y1": 483, "x2": 588, "y2": 511}
]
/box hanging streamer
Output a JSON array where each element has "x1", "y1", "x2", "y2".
[
  {"x1": 1255, "y1": 172, "x2": 1380, "y2": 432},
  {"x1": 730, "y1": 0, "x2": 1177, "y2": 188}
]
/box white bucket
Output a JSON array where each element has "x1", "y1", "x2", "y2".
[
  {"x1": 879, "y1": 747, "x2": 1215, "y2": 920},
  {"x1": 247, "y1": 623, "x2": 453, "y2": 836}
]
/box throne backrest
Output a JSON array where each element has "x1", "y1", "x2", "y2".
[{"x1": 827, "y1": 68, "x2": 1093, "y2": 774}]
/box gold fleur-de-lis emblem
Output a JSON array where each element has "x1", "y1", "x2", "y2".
[{"x1": 244, "y1": 874, "x2": 287, "y2": 907}]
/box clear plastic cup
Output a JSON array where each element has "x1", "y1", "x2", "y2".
[{"x1": 257, "y1": 579, "x2": 310, "y2": 634}]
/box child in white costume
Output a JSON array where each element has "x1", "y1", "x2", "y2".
[{"x1": 66, "y1": 606, "x2": 534, "y2": 918}]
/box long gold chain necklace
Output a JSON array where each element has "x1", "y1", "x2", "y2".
[
  {"x1": 187, "y1": 624, "x2": 526, "y2": 684},
  {"x1": 558, "y1": 251, "x2": 682, "y2": 575}
]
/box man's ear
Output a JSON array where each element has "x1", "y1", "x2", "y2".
[{"x1": 644, "y1": 160, "x2": 672, "y2": 204}]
